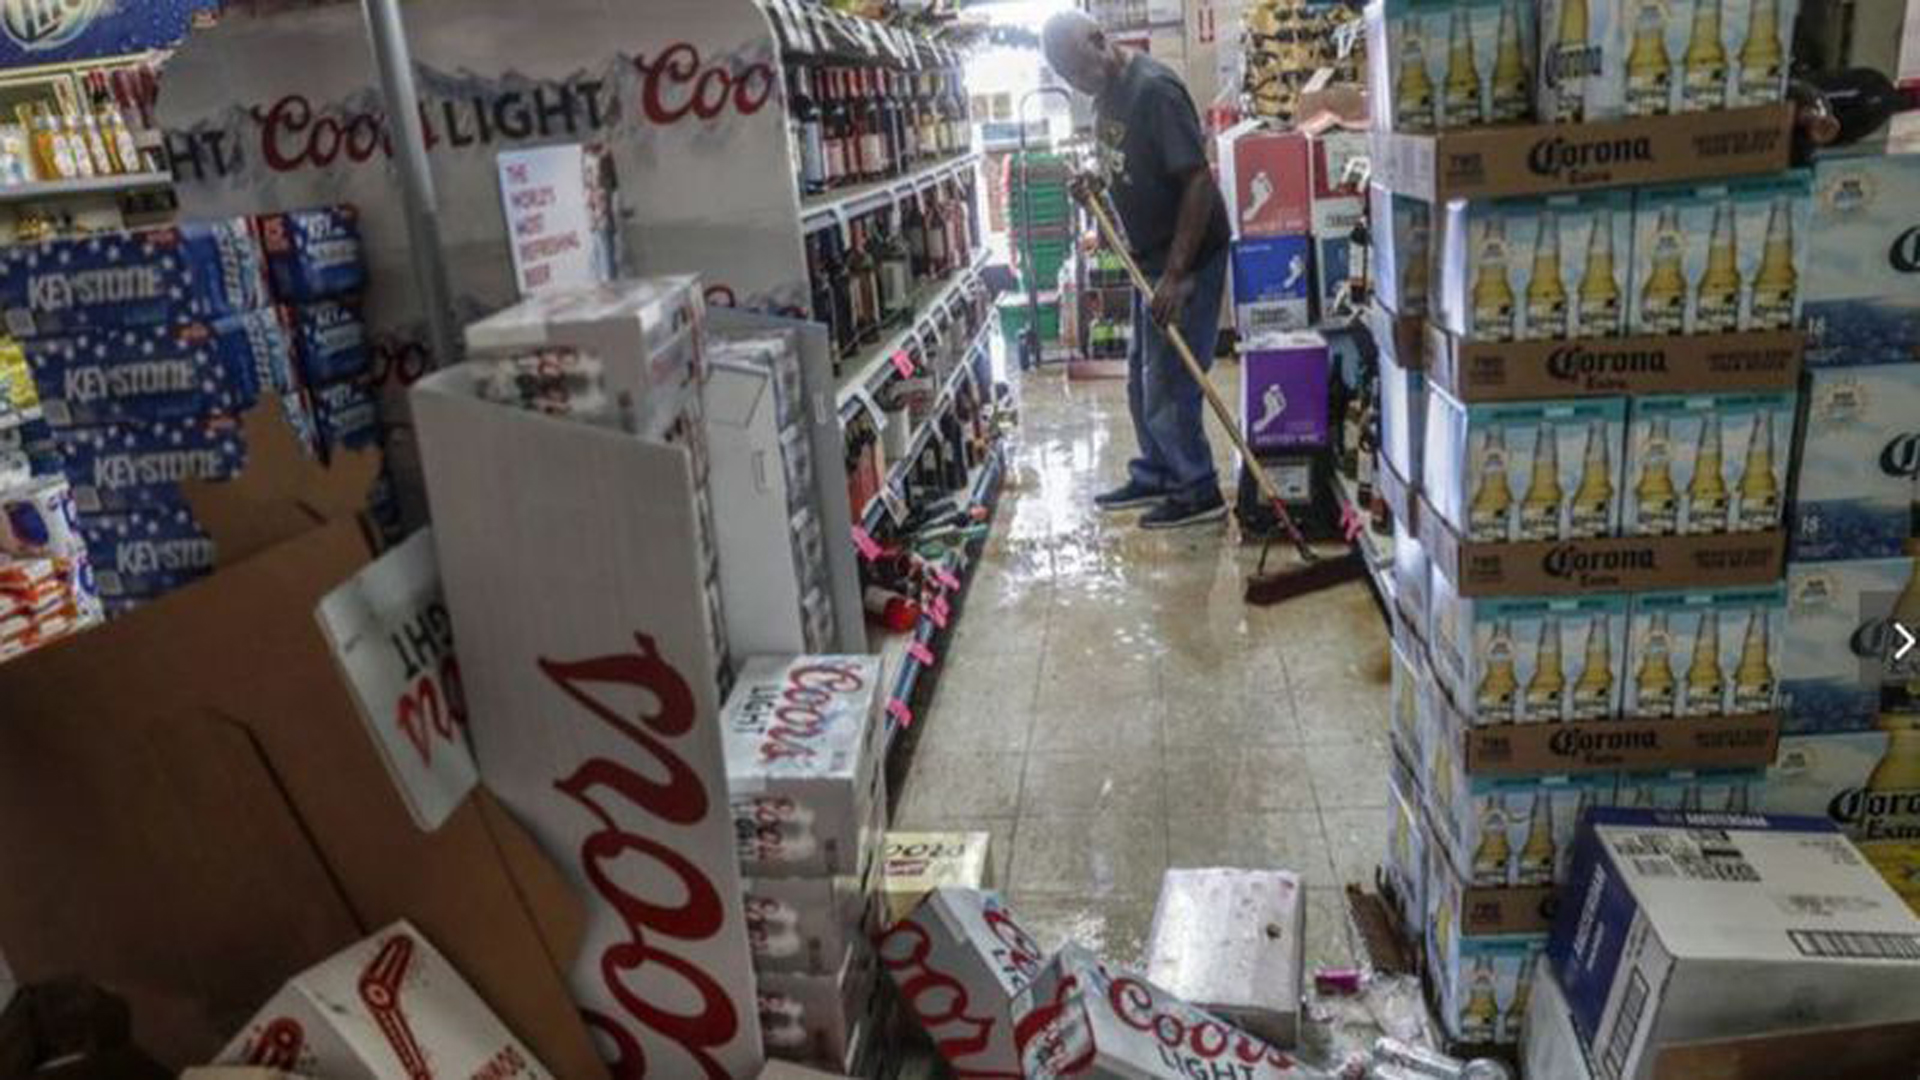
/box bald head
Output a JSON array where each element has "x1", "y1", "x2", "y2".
[{"x1": 1042, "y1": 9, "x2": 1121, "y2": 97}]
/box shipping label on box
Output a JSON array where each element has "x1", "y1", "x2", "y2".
[
  {"x1": 1625, "y1": 585, "x2": 1785, "y2": 720},
  {"x1": 1373, "y1": 0, "x2": 1536, "y2": 133},
  {"x1": 879, "y1": 888, "x2": 1045, "y2": 1076},
  {"x1": 1630, "y1": 173, "x2": 1811, "y2": 336},
  {"x1": 1217, "y1": 124, "x2": 1312, "y2": 239},
  {"x1": 1623, "y1": 391, "x2": 1795, "y2": 538},
  {"x1": 881, "y1": 832, "x2": 994, "y2": 924},
  {"x1": 1632, "y1": 0, "x2": 1799, "y2": 115},
  {"x1": 1442, "y1": 190, "x2": 1633, "y2": 343},
  {"x1": 1370, "y1": 182, "x2": 1433, "y2": 318},
  {"x1": 1791, "y1": 366, "x2": 1920, "y2": 562},
  {"x1": 1804, "y1": 152, "x2": 1920, "y2": 367},
  {"x1": 256, "y1": 206, "x2": 367, "y2": 303},
  {"x1": 1241, "y1": 332, "x2": 1330, "y2": 451},
  {"x1": 1424, "y1": 837, "x2": 1547, "y2": 1045},
  {"x1": 1539, "y1": 0, "x2": 1627, "y2": 123},
  {"x1": 218, "y1": 921, "x2": 553, "y2": 1080},
  {"x1": 0, "y1": 220, "x2": 270, "y2": 339},
  {"x1": 1431, "y1": 576, "x2": 1629, "y2": 726},
  {"x1": 1232, "y1": 236, "x2": 1313, "y2": 339},
  {"x1": 1426, "y1": 391, "x2": 1627, "y2": 544},
  {"x1": 1143, "y1": 870, "x2": 1306, "y2": 1048},
  {"x1": 1781, "y1": 558, "x2": 1913, "y2": 735}
]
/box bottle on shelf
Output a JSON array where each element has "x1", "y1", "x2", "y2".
[
  {"x1": 902, "y1": 192, "x2": 930, "y2": 281},
  {"x1": 820, "y1": 68, "x2": 849, "y2": 190},
  {"x1": 878, "y1": 209, "x2": 914, "y2": 327},
  {"x1": 805, "y1": 230, "x2": 844, "y2": 359},
  {"x1": 846, "y1": 220, "x2": 883, "y2": 348},
  {"x1": 791, "y1": 65, "x2": 826, "y2": 197},
  {"x1": 924, "y1": 189, "x2": 951, "y2": 277}
]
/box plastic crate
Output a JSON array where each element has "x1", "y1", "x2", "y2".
[{"x1": 998, "y1": 296, "x2": 1061, "y2": 349}]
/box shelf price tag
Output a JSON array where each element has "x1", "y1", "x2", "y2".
[
  {"x1": 928, "y1": 594, "x2": 951, "y2": 629},
  {"x1": 891, "y1": 350, "x2": 917, "y2": 378},
  {"x1": 934, "y1": 565, "x2": 961, "y2": 592},
  {"x1": 908, "y1": 641, "x2": 936, "y2": 666},
  {"x1": 852, "y1": 526, "x2": 884, "y2": 562},
  {"x1": 887, "y1": 698, "x2": 914, "y2": 729},
  {"x1": 1339, "y1": 499, "x2": 1366, "y2": 544}
]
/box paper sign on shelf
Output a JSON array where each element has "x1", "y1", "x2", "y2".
[
  {"x1": 496, "y1": 144, "x2": 618, "y2": 298},
  {"x1": 891, "y1": 351, "x2": 916, "y2": 378}
]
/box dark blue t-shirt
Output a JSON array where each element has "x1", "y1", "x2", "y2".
[{"x1": 1094, "y1": 54, "x2": 1231, "y2": 276}]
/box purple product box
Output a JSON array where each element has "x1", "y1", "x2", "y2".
[
  {"x1": 1241, "y1": 331, "x2": 1331, "y2": 452},
  {"x1": 1230, "y1": 235, "x2": 1314, "y2": 340},
  {"x1": 284, "y1": 299, "x2": 370, "y2": 386},
  {"x1": 24, "y1": 318, "x2": 269, "y2": 427},
  {"x1": 0, "y1": 219, "x2": 269, "y2": 339},
  {"x1": 53, "y1": 416, "x2": 247, "y2": 513},
  {"x1": 256, "y1": 205, "x2": 367, "y2": 302},
  {"x1": 78, "y1": 503, "x2": 217, "y2": 600}
]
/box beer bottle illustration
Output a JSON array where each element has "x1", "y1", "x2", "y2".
[
  {"x1": 1679, "y1": 784, "x2": 1703, "y2": 812},
  {"x1": 1573, "y1": 615, "x2": 1616, "y2": 720},
  {"x1": 1523, "y1": 211, "x2": 1568, "y2": 341},
  {"x1": 1636, "y1": 613, "x2": 1678, "y2": 717},
  {"x1": 1472, "y1": 218, "x2": 1518, "y2": 341},
  {"x1": 1887, "y1": 541, "x2": 1920, "y2": 693},
  {"x1": 1526, "y1": 617, "x2": 1568, "y2": 723},
  {"x1": 1397, "y1": 25, "x2": 1438, "y2": 132},
  {"x1": 1489, "y1": 0, "x2": 1531, "y2": 122},
  {"x1": 1517, "y1": 794, "x2": 1558, "y2": 885},
  {"x1": 1503, "y1": 966, "x2": 1534, "y2": 1043},
  {"x1": 1626, "y1": 0, "x2": 1674, "y2": 115},
  {"x1": 1724, "y1": 781, "x2": 1751, "y2": 812},
  {"x1": 1470, "y1": 430, "x2": 1515, "y2": 542},
  {"x1": 1683, "y1": 610, "x2": 1726, "y2": 717},
  {"x1": 1682, "y1": 0, "x2": 1729, "y2": 111},
  {"x1": 1461, "y1": 957, "x2": 1502, "y2": 1042},
  {"x1": 1632, "y1": 783, "x2": 1658, "y2": 808},
  {"x1": 1685, "y1": 415, "x2": 1729, "y2": 534},
  {"x1": 1635, "y1": 419, "x2": 1680, "y2": 536},
  {"x1": 1561, "y1": 786, "x2": 1595, "y2": 880},
  {"x1": 1640, "y1": 208, "x2": 1689, "y2": 334},
  {"x1": 1570, "y1": 422, "x2": 1616, "y2": 538},
  {"x1": 1444, "y1": 7, "x2": 1484, "y2": 126},
  {"x1": 1868, "y1": 707, "x2": 1920, "y2": 811},
  {"x1": 1548, "y1": 0, "x2": 1591, "y2": 123},
  {"x1": 1734, "y1": 411, "x2": 1779, "y2": 530},
  {"x1": 1696, "y1": 200, "x2": 1742, "y2": 333},
  {"x1": 1732, "y1": 608, "x2": 1775, "y2": 712},
  {"x1": 1736, "y1": 0, "x2": 1784, "y2": 106},
  {"x1": 1479, "y1": 619, "x2": 1522, "y2": 722},
  {"x1": 1472, "y1": 796, "x2": 1513, "y2": 885},
  {"x1": 1577, "y1": 207, "x2": 1622, "y2": 336},
  {"x1": 1519, "y1": 423, "x2": 1565, "y2": 542},
  {"x1": 1748, "y1": 196, "x2": 1798, "y2": 330}
]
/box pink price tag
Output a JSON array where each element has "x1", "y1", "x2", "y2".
[
  {"x1": 908, "y1": 641, "x2": 936, "y2": 666},
  {"x1": 851, "y1": 527, "x2": 883, "y2": 562},
  {"x1": 1339, "y1": 502, "x2": 1365, "y2": 544},
  {"x1": 927, "y1": 601, "x2": 949, "y2": 630},
  {"x1": 887, "y1": 698, "x2": 914, "y2": 729},
  {"x1": 891, "y1": 351, "x2": 916, "y2": 378},
  {"x1": 934, "y1": 567, "x2": 961, "y2": 591}
]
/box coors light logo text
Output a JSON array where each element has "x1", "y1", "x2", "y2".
[
  {"x1": 1547, "y1": 344, "x2": 1669, "y2": 383},
  {"x1": 1528, "y1": 135, "x2": 1653, "y2": 179}
]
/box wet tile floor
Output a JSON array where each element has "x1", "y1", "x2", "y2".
[{"x1": 892, "y1": 360, "x2": 1394, "y2": 975}]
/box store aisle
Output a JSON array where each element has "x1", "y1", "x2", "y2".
[{"x1": 892, "y1": 360, "x2": 1394, "y2": 975}]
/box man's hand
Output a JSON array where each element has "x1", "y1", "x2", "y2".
[
  {"x1": 1150, "y1": 270, "x2": 1191, "y2": 326},
  {"x1": 1068, "y1": 172, "x2": 1102, "y2": 206}
]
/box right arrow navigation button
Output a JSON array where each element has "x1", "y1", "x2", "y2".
[{"x1": 1896, "y1": 622, "x2": 1918, "y2": 663}]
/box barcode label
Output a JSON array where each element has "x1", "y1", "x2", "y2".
[
  {"x1": 1613, "y1": 831, "x2": 1759, "y2": 884},
  {"x1": 1788, "y1": 930, "x2": 1920, "y2": 960},
  {"x1": 1599, "y1": 968, "x2": 1650, "y2": 1080},
  {"x1": 1672, "y1": 853, "x2": 1761, "y2": 883}
]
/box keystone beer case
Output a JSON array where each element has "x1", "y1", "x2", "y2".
[
  {"x1": 1424, "y1": 390, "x2": 1628, "y2": 545},
  {"x1": 1791, "y1": 366, "x2": 1920, "y2": 563},
  {"x1": 51, "y1": 415, "x2": 248, "y2": 514},
  {"x1": 1424, "y1": 836, "x2": 1548, "y2": 1044},
  {"x1": 1537, "y1": 0, "x2": 1628, "y2": 123},
  {"x1": 0, "y1": 220, "x2": 272, "y2": 340},
  {"x1": 1803, "y1": 151, "x2": 1920, "y2": 367},
  {"x1": 21, "y1": 314, "x2": 282, "y2": 427},
  {"x1": 1429, "y1": 574, "x2": 1630, "y2": 726},
  {"x1": 1627, "y1": 0, "x2": 1800, "y2": 116},
  {"x1": 1368, "y1": 0, "x2": 1537, "y2": 134},
  {"x1": 1622, "y1": 391, "x2": 1797, "y2": 537},
  {"x1": 1628, "y1": 173, "x2": 1811, "y2": 337},
  {"x1": 1440, "y1": 189, "x2": 1634, "y2": 342},
  {"x1": 1624, "y1": 585, "x2": 1786, "y2": 720},
  {"x1": 1781, "y1": 556, "x2": 1915, "y2": 735},
  {"x1": 1369, "y1": 182, "x2": 1434, "y2": 318}
]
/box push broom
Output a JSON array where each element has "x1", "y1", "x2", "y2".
[{"x1": 1076, "y1": 182, "x2": 1364, "y2": 606}]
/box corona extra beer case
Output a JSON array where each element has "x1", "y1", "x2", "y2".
[
  {"x1": 1441, "y1": 189, "x2": 1634, "y2": 343},
  {"x1": 880, "y1": 832, "x2": 993, "y2": 924},
  {"x1": 878, "y1": 887, "x2": 1045, "y2": 1076},
  {"x1": 1430, "y1": 576, "x2": 1630, "y2": 726},
  {"x1": 1804, "y1": 151, "x2": 1920, "y2": 368},
  {"x1": 1629, "y1": 0, "x2": 1799, "y2": 116},
  {"x1": 1368, "y1": 0, "x2": 1536, "y2": 134},
  {"x1": 1761, "y1": 732, "x2": 1886, "y2": 835},
  {"x1": 1791, "y1": 366, "x2": 1920, "y2": 563},
  {"x1": 1369, "y1": 183, "x2": 1434, "y2": 318},
  {"x1": 1380, "y1": 326, "x2": 1427, "y2": 486},
  {"x1": 1424, "y1": 390, "x2": 1627, "y2": 545},
  {"x1": 1629, "y1": 172, "x2": 1811, "y2": 337},
  {"x1": 1142, "y1": 869, "x2": 1306, "y2": 1047},
  {"x1": 1428, "y1": 761, "x2": 1615, "y2": 897},
  {"x1": 1393, "y1": 521, "x2": 1432, "y2": 651},
  {"x1": 1538, "y1": 0, "x2": 1628, "y2": 124},
  {"x1": 1781, "y1": 557, "x2": 1914, "y2": 735},
  {"x1": 1625, "y1": 585, "x2": 1786, "y2": 720},
  {"x1": 1424, "y1": 835, "x2": 1549, "y2": 1044},
  {"x1": 1613, "y1": 766, "x2": 1766, "y2": 814},
  {"x1": 1863, "y1": 843, "x2": 1920, "y2": 917},
  {"x1": 1623, "y1": 391, "x2": 1796, "y2": 538},
  {"x1": 1549, "y1": 809, "x2": 1920, "y2": 1080}
]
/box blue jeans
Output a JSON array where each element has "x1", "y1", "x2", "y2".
[{"x1": 1129, "y1": 245, "x2": 1228, "y2": 501}]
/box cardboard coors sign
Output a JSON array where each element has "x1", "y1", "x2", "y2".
[
  {"x1": 879, "y1": 887, "x2": 1046, "y2": 1077},
  {"x1": 219, "y1": 921, "x2": 552, "y2": 1079}
]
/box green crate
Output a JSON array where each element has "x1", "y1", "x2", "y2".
[{"x1": 998, "y1": 296, "x2": 1061, "y2": 348}]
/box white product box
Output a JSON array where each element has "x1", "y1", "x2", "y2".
[
  {"x1": 1791, "y1": 366, "x2": 1920, "y2": 563},
  {"x1": 725, "y1": 655, "x2": 888, "y2": 879},
  {"x1": 1143, "y1": 869, "x2": 1307, "y2": 1048},
  {"x1": 1390, "y1": 634, "x2": 1425, "y2": 765},
  {"x1": 1781, "y1": 558, "x2": 1914, "y2": 735},
  {"x1": 1761, "y1": 732, "x2": 1886, "y2": 831},
  {"x1": 1430, "y1": 578, "x2": 1630, "y2": 725},
  {"x1": 1380, "y1": 333, "x2": 1426, "y2": 487},
  {"x1": 1393, "y1": 515, "x2": 1432, "y2": 635},
  {"x1": 1624, "y1": 585, "x2": 1785, "y2": 719},
  {"x1": 1425, "y1": 758, "x2": 1617, "y2": 889},
  {"x1": 1631, "y1": 0, "x2": 1798, "y2": 114},
  {"x1": 1011, "y1": 945, "x2": 1319, "y2": 1078},
  {"x1": 1629, "y1": 173, "x2": 1812, "y2": 336},
  {"x1": 1425, "y1": 390, "x2": 1628, "y2": 544},
  {"x1": 1622, "y1": 391, "x2": 1796, "y2": 537},
  {"x1": 1804, "y1": 151, "x2": 1920, "y2": 367},
  {"x1": 744, "y1": 866, "x2": 880, "y2": 976},
  {"x1": 878, "y1": 887, "x2": 1045, "y2": 1076},
  {"x1": 1538, "y1": 0, "x2": 1628, "y2": 123},
  {"x1": 1550, "y1": 809, "x2": 1920, "y2": 1080},
  {"x1": 1369, "y1": 182, "x2": 1433, "y2": 318},
  {"x1": 1370, "y1": 0, "x2": 1536, "y2": 132},
  {"x1": 1524, "y1": 965, "x2": 1596, "y2": 1079},
  {"x1": 1425, "y1": 839, "x2": 1548, "y2": 1044},
  {"x1": 1441, "y1": 190, "x2": 1634, "y2": 342},
  {"x1": 757, "y1": 939, "x2": 880, "y2": 1073},
  {"x1": 1387, "y1": 753, "x2": 1430, "y2": 936},
  {"x1": 217, "y1": 921, "x2": 553, "y2": 1079},
  {"x1": 881, "y1": 832, "x2": 994, "y2": 924}
]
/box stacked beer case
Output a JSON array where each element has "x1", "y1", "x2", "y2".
[
  {"x1": 722, "y1": 655, "x2": 890, "y2": 1075},
  {"x1": 1363, "y1": 0, "x2": 1808, "y2": 1054}
]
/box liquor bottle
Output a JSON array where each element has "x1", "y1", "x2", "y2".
[
  {"x1": 894, "y1": 71, "x2": 919, "y2": 166},
  {"x1": 1569, "y1": 421, "x2": 1615, "y2": 537},
  {"x1": 922, "y1": 85, "x2": 944, "y2": 157},
  {"x1": 1635, "y1": 419, "x2": 1679, "y2": 535},
  {"x1": 1626, "y1": 0, "x2": 1674, "y2": 116},
  {"x1": 79, "y1": 112, "x2": 113, "y2": 175},
  {"x1": 1576, "y1": 207, "x2": 1621, "y2": 336},
  {"x1": 1479, "y1": 620, "x2": 1521, "y2": 722},
  {"x1": 1472, "y1": 798, "x2": 1513, "y2": 886},
  {"x1": 1519, "y1": 423, "x2": 1565, "y2": 542},
  {"x1": 1682, "y1": 0, "x2": 1729, "y2": 112},
  {"x1": 1731, "y1": 608, "x2": 1776, "y2": 713},
  {"x1": 1748, "y1": 196, "x2": 1797, "y2": 330},
  {"x1": 805, "y1": 231, "x2": 843, "y2": 357},
  {"x1": 1734, "y1": 411, "x2": 1778, "y2": 530},
  {"x1": 1549, "y1": 0, "x2": 1591, "y2": 123},
  {"x1": 792, "y1": 66, "x2": 826, "y2": 196},
  {"x1": 962, "y1": 170, "x2": 982, "y2": 249},
  {"x1": 924, "y1": 188, "x2": 952, "y2": 276},
  {"x1": 1631, "y1": 784, "x2": 1658, "y2": 808},
  {"x1": 1460, "y1": 957, "x2": 1502, "y2": 1041},
  {"x1": 1868, "y1": 704, "x2": 1920, "y2": 798},
  {"x1": 1395, "y1": 27, "x2": 1437, "y2": 132},
  {"x1": 1489, "y1": 0, "x2": 1531, "y2": 122},
  {"x1": 1685, "y1": 415, "x2": 1729, "y2": 534},
  {"x1": 61, "y1": 112, "x2": 94, "y2": 178},
  {"x1": 1735, "y1": 0, "x2": 1784, "y2": 107},
  {"x1": 845, "y1": 221, "x2": 882, "y2": 348},
  {"x1": 823, "y1": 228, "x2": 856, "y2": 363},
  {"x1": 868, "y1": 69, "x2": 895, "y2": 178},
  {"x1": 1516, "y1": 794, "x2": 1557, "y2": 886},
  {"x1": 1443, "y1": 7, "x2": 1484, "y2": 126},
  {"x1": 820, "y1": 69, "x2": 848, "y2": 188},
  {"x1": 902, "y1": 193, "x2": 930, "y2": 280},
  {"x1": 943, "y1": 179, "x2": 970, "y2": 268},
  {"x1": 95, "y1": 91, "x2": 137, "y2": 176},
  {"x1": 1573, "y1": 615, "x2": 1615, "y2": 720},
  {"x1": 1683, "y1": 611, "x2": 1725, "y2": 716},
  {"x1": 1523, "y1": 211, "x2": 1567, "y2": 341},
  {"x1": 1637, "y1": 613, "x2": 1678, "y2": 717},
  {"x1": 1526, "y1": 618, "x2": 1568, "y2": 723},
  {"x1": 1470, "y1": 430, "x2": 1515, "y2": 542},
  {"x1": 878, "y1": 212, "x2": 913, "y2": 326},
  {"x1": 1696, "y1": 201, "x2": 1742, "y2": 333},
  {"x1": 1472, "y1": 218, "x2": 1518, "y2": 341},
  {"x1": 1640, "y1": 208, "x2": 1689, "y2": 333}
]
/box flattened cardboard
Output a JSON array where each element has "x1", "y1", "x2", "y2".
[
  {"x1": 1463, "y1": 715, "x2": 1781, "y2": 776},
  {"x1": 1370, "y1": 105, "x2": 1794, "y2": 203},
  {"x1": 1427, "y1": 325, "x2": 1804, "y2": 402},
  {"x1": 1651, "y1": 1020, "x2": 1920, "y2": 1080}
]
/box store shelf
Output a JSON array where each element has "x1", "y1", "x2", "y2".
[
  {"x1": 764, "y1": 0, "x2": 962, "y2": 67},
  {"x1": 801, "y1": 152, "x2": 980, "y2": 233},
  {"x1": 0, "y1": 171, "x2": 173, "y2": 204},
  {"x1": 1333, "y1": 470, "x2": 1395, "y2": 607},
  {"x1": 836, "y1": 251, "x2": 988, "y2": 412},
  {"x1": 859, "y1": 317, "x2": 992, "y2": 533}
]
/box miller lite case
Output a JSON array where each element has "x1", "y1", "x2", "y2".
[
  {"x1": 1791, "y1": 366, "x2": 1920, "y2": 563},
  {"x1": 255, "y1": 205, "x2": 367, "y2": 302},
  {"x1": 1804, "y1": 151, "x2": 1920, "y2": 367},
  {"x1": 0, "y1": 219, "x2": 269, "y2": 338}
]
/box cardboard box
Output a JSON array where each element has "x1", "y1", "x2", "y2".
[
  {"x1": 1791, "y1": 366, "x2": 1920, "y2": 562},
  {"x1": 1760, "y1": 732, "x2": 1888, "y2": 835},
  {"x1": 1622, "y1": 391, "x2": 1796, "y2": 538},
  {"x1": 1523, "y1": 966, "x2": 1594, "y2": 1079},
  {"x1": 1549, "y1": 809, "x2": 1920, "y2": 1080},
  {"x1": 1439, "y1": 189, "x2": 1634, "y2": 342},
  {"x1": 1538, "y1": 0, "x2": 1626, "y2": 123},
  {"x1": 878, "y1": 888, "x2": 1044, "y2": 1076},
  {"x1": 1634, "y1": 0, "x2": 1799, "y2": 115},
  {"x1": 1425, "y1": 324, "x2": 1805, "y2": 402},
  {"x1": 1392, "y1": 502, "x2": 1432, "y2": 633},
  {"x1": 756, "y1": 940, "x2": 879, "y2": 1073},
  {"x1": 1309, "y1": 194, "x2": 1364, "y2": 318},
  {"x1": 1424, "y1": 832, "x2": 1547, "y2": 1044},
  {"x1": 1240, "y1": 332, "x2": 1330, "y2": 452},
  {"x1": 1804, "y1": 151, "x2": 1920, "y2": 367},
  {"x1": 1780, "y1": 558, "x2": 1913, "y2": 735},
  {"x1": 1369, "y1": 184, "x2": 1434, "y2": 319},
  {"x1": 1864, "y1": 842, "x2": 1920, "y2": 918},
  {"x1": 256, "y1": 206, "x2": 367, "y2": 303},
  {"x1": 1231, "y1": 236, "x2": 1314, "y2": 339},
  {"x1": 1423, "y1": 743, "x2": 1615, "y2": 890},
  {"x1": 1367, "y1": 0, "x2": 1536, "y2": 132},
  {"x1": 1380, "y1": 333, "x2": 1426, "y2": 487},
  {"x1": 744, "y1": 869, "x2": 880, "y2": 977},
  {"x1": 1390, "y1": 632, "x2": 1426, "y2": 765},
  {"x1": 1216, "y1": 123, "x2": 1311, "y2": 239},
  {"x1": 217, "y1": 921, "x2": 552, "y2": 1079},
  {"x1": 881, "y1": 832, "x2": 994, "y2": 924},
  {"x1": 1430, "y1": 577, "x2": 1629, "y2": 725},
  {"x1": 1142, "y1": 870, "x2": 1306, "y2": 1048},
  {"x1": 1424, "y1": 390, "x2": 1627, "y2": 544},
  {"x1": 1630, "y1": 172, "x2": 1812, "y2": 336},
  {"x1": 1625, "y1": 585, "x2": 1786, "y2": 719},
  {"x1": 1387, "y1": 753, "x2": 1430, "y2": 936},
  {"x1": 1613, "y1": 768, "x2": 1767, "y2": 813}
]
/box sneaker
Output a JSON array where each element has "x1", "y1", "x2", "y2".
[
  {"x1": 1094, "y1": 479, "x2": 1171, "y2": 512},
  {"x1": 1140, "y1": 490, "x2": 1229, "y2": 530}
]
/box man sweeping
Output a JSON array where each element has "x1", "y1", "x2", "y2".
[{"x1": 1043, "y1": 10, "x2": 1233, "y2": 529}]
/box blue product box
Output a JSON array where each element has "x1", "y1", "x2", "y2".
[
  {"x1": 1791, "y1": 366, "x2": 1920, "y2": 563},
  {"x1": 312, "y1": 378, "x2": 379, "y2": 451},
  {"x1": 1803, "y1": 152, "x2": 1920, "y2": 367},
  {"x1": 285, "y1": 299, "x2": 370, "y2": 385},
  {"x1": 256, "y1": 205, "x2": 367, "y2": 302},
  {"x1": 53, "y1": 416, "x2": 247, "y2": 513},
  {"x1": 0, "y1": 219, "x2": 269, "y2": 339},
  {"x1": 78, "y1": 503, "x2": 217, "y2": 600},
  {"x1": 24, "y1": 320, "x2": 266, "y2": 428},
  {"x1": 1231, "y1": 235, "x2": 1313, "y2": 340}
]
